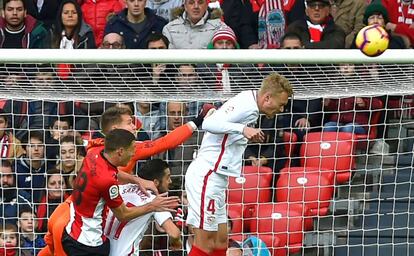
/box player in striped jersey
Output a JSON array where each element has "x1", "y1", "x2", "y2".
[
  {"x1": 39, "y1": 104, "x2": 215, "y2": 256},
  {"x1": 105, "y1": 159, "x2": 181, "y2": 255},
  {"x1": 185, "y1": 73, "x2": 293, "y2": 256}
]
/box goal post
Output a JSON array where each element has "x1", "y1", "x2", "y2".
[{"x1": 0, "y1": 49, "x2": 413, "y2": 256}]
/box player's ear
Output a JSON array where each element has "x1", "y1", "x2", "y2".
[{"x1": 153, "y1": 179, "x2": 160, "y2": 187}]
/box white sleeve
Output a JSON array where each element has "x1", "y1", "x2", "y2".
[
  {"x1": 154, "y1": 211, "x2": 173, "y2": 226},
  {"x1": 202, "y1": 98, "x2": 254, "y2": 134}
]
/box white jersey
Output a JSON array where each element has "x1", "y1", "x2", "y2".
[
  {"x1": 104, "y1": 184, "x2": 172, "y2": 256},
  {"x1": 198, "y1": 90, "x2": 259, "y2": 177}
]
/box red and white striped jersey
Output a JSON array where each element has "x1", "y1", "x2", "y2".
[
  {"x1": 199, "y1": 90, "x2": 259, "y2": 177},
  {"x1": 65, "y1": 147, "x2": 124, "y2": 247},
  {"x1": 104, "y1": 184, "x2": 172, "y2": 256}
]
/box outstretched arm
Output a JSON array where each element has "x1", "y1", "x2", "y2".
[
  {"x1": 118, "y1": 123, "x2": 195, "y2": 173},
  {"x1": 162, "y1": 219, "x2": 182, "y2": 250}
]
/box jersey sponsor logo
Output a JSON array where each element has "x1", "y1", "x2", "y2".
[
  {"x1": 206, "y1": 215, "x2": 216, "y2": 225},
  {"x1": 109, "y1": 185, "x2": 119, "y2": 199}
]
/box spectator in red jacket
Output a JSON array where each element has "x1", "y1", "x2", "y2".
[
  {"x1": 382, "y1": 0, "x2": 414, "y2": 47},
  {"x1": 80, "y1": 0, "x2": 124, "y2": 46}
]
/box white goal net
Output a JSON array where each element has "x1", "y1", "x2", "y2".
[{"x1": 0, "y1": 49, "x2": 413, "y2": 256}]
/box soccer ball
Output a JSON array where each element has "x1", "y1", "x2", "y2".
[{"x1": 355, "y1": 24, "x2": 389, "y2": 57}]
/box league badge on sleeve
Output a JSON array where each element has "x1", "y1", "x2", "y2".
[{"x1": 109, "y1": 185, "x2": 119, "y2": 199}]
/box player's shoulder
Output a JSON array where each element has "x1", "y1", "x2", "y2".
[{"x1": 119, "y1": 183, "x2": 152, "y2": 202}]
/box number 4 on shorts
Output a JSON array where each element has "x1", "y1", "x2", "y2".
[{"x1": 207, "y1": 199, "x2": 215, "y2": 215}]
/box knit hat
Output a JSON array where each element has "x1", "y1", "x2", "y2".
[
  {"x1": 211, "y1": 26, "x2": 240, "y2": 48},
  {"x1": 305, "y1": 0, "x2": 330, "y2": 6},
  {"x1": 363, "y1": 0, "x2": 389, "y2": 25}
]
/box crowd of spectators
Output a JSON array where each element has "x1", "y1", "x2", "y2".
[{"x1": 0, "y1": 0, "x2": 413, "y2": 254}]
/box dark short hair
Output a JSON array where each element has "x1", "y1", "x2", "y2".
[
  {"x1": 22, "y1": 130, "x2": 44, "y2": 149},
  {"x1": 50, "y1": 116, "x2": 73, "y2": 128},
  {"x1": 18, "y1": 205, "x2": 33, "y2": 218},
  {"x1": 60, "y1": 135, "x2": 86, "y2": 157},
  {"x1": 146, "y1": 32, "x2": 169, "y2": 49},
  {"x1": 280, "y1": 32, "x2": 304, "y2": 47},
  {"x1": 0, "y1": 160, "x2": 13, "y2": 169},
  {"x1": 138, "y1": 159, "x2": 169, "y2": 182},
  {"x1": 101, "y1": 106, "x2": 133, "y2": 135},
  {"x1": 104, "y1": 129, "x2": 135, "y2": 153},
  {"x1": 3, "y1": 0, "x2": 26, "y2": 10}
]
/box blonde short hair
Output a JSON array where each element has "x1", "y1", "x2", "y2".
[{"x1": 259, "y1": 73, "x2": 294, "y2": 97}]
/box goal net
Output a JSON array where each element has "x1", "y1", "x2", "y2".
[{"x1": 0, "y1": 49, "x2": 413, "y2": 256}]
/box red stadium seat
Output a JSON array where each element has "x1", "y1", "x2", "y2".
[
  {"x1": 249, "y1": 202, "x2": 312, "y2": 254},
  {"x1": 354, "y1": 98, "x2": 384, "y2": 146},
  {"x1": 228, "y1": 203, "x2": 244, "y2": 241},
  {"x1": 301, "y1": 132, "x2": 356, "y2": 184},
  {"x1": 243, "y1": 165, "x2": 273, "y2": 174},
  {"x1": 254, "y1": 234, "x2": 286, "y2": 256},
  {"x1": 227, "y1": 166, "x2": 273, "y2": 204},
  {"x1": 276, "y1": 169, "x2": 335, "y2": 216},
  {"x1": 228, "y1": 204, "x2": 244, "y2": 233},
  {"x1": 283, "y1": 132, "x2": 298, "y2": 167}
]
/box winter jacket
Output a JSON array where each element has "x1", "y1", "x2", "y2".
[
  {"x1": 333, "y1": 0, "x2": 367, "y2": 48},
  {"x1": 24, "y1": 0, "x2": 63, "y2": 29},
  {"x1": 0, "y1": 15, "x2": 51, "y2": 48},
  {"x1": 286, "y1": 17, "x2": 346, "y2": 49},
  {"x1": 0, "y1": 188, "x2": 31, "y2": 224},
  {"x1": 20, "y1": 235, "x2": 46, "y2": 256},
  {"x1": 324, "y1": 97, "x2": 383, "y2": 130},
  {"x1": 52, "y1": 20, "x2": 96, "y2": 48},
  {"x1": 163, "y1": 9, "x2": 224, "y2": 49},
  {"x1": 81, "y1": 0, "x2": 124, "y2": 46},
  {"x1": 222, "y1": 0, "x2": 258, "y2": 48},
  {"x1": 146, "y1": 0, "x2": 183, "y2": 21},
  {"x1": 382, "y1": 0, "x2": 414, "y2": 47},
  {"x1": 16, "y1": 156, "x2": 48, "y2": 203},
  {"x1": 105, "y1": 8, "x2": 167, "y2": 49}
]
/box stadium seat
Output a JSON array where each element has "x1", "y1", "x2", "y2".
[
  {"x1": 228, "y1": 203, "x2": 244, "y2": 242},
  {"x1": 276, "y1": 169, "x2": 335, "y2": 216},
  {"x1": 283, "y1": 131, "x2": 298, "y2": 167},
  {"x1": 249, "y1": 202, "x2": 313, "y2": 254},
  {"x1": 254, "y1": 234, "x2": 286, "y2": 256},
  {"x1": 301, "y1": 132, "x2": 356, "y2": 184},
  {"x1": 354, "y1": 97, "x2": 384, "y2": 143},
  {"x1": 227, "y1": 166, "x2": 273, "y2": 204},
  {"x1": 243, "y1": 165, "x2": 273, "y2": 174}
]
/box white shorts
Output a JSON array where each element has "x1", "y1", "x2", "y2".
[{"x1": 185, "y1": 159, "x2": 228, "y2": 231}]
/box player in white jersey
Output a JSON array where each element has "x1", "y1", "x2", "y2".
[
  {"x1": 104, "y1": 159, "x2": 181, "y2": 255},
  {"x1": 185, "y1": 73, "x2": 293, "y2": 256}
]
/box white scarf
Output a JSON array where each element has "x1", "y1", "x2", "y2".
[
  {"x1": 59, "y1": 33, "x2": 74, "y2": 49},
  {"x1": 398, "y1": 0, "x2": 414, "y2": 25}
]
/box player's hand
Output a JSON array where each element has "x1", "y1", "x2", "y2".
[
  {"x1": 295, "y1": 118, "x2": 310, "y2": 130},
  {"x1": 137, "y1": 177, "x2": 158, "y2": 196},
  {"x1": 243, "y1": 127, "x2": 264, "y2": 142},
  {"x1": 169, "y1": 238, "x2": 183, "y2": 251},
  {"x1": 151, "y1": 193, "x2": 180, "y2": 212},
  {"x1": 152, "y1": 64, "x2": 166, "y2": 79}
]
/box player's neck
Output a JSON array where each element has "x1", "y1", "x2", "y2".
[{"x1": 103, "y1": 152, "x2": 120, "y2": 167}]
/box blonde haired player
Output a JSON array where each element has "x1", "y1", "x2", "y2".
[{"x1": 185, "y1": 73, "x2": 293, "y2": 256}]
